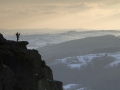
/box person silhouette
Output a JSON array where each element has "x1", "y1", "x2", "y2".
[{"x1": 16, "y1": 32, "x2": 20, "y2": 42}]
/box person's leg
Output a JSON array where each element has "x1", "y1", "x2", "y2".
[{"x1": 17, "y1": 36, "x2": 18, "y2": 42}]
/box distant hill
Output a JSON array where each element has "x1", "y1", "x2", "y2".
[
  {"x1": 38, "y1": 35, "x2": 120, "y2": 63},
  {"x1": 50, "y1": 54, "x2": 120, "y2": 90},
  {"x1": 5, "y1": 30, "x2": 120, "y2": 49}
]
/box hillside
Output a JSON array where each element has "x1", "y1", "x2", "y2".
[
  {"x1": 38, "y1": 35, "x2": 120, "y2": 64},
  {"x1": 4, "y1": 31, "x2": 120, "y2": 90},
  {"x1": 50, "y1": 52, "x2": 120, "y2": 90},
  {"x1": 37, "y1": 35, "x2": 120, "y2": 90},
  {"x1": 5, "y1": 30, "x2": 120, "y2": 49}
]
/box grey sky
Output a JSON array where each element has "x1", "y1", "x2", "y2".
[{"x1": 0, "y1": 0, "x2": 120, "y2": 30}]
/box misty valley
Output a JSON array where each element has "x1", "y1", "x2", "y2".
[{"x1": 4, "y1": 30, "x2": 120, "y2": 90}]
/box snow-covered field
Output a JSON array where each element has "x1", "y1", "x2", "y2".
[
  {"x1": 63, "y1": 84, "x2": 83, "y2": 90},
  {"x1": 49, "y1": 52, "x2": 120, "y2": 69},
  {"x1": 63, "y1": 84, "x2": 86, "y2": 90},
  {"x1": 50, "y1": 52, "x2": 120, "y2": 90},
  {"x1": 63, "y1": 84, "x2": 79, "y2": 90},
  {"x1": 5, "y1": 30, "x2": 120, "y2": 49}
]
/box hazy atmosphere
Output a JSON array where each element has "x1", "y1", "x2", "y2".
[
  {"x1": 0, "y1": 0, "x2": 120, "y2": 31},
  {"x1": 1, "y1": 1, "x2": 120, "y2": 90}
]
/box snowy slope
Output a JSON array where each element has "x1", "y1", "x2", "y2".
[
  {"x1": 63, "y1": 84, "x2": 80, "y2": 90},
  {"x1": 50, "y1": 52, "x2": 120, "y2": 90},
  {"x1": 49, "y1": 52, "x2": 120, "y2": 68},
  {"x1": 63, "y1": 84, "x2": 85, "y2": 90}
]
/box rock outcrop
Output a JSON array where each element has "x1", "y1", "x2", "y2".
[{"x1": 0, "y1": 33, "x2": 63, "y2": 90}]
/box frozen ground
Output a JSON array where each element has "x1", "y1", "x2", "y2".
[
  {"x1": 63, "y1": 84, "x2": 85, "y2": 90},
  {"x1": 63, "y1": 84, "x2": 80, "y2": 90},
  {"x1": 52, "y1": 52, "x2": 120, "y2": 90},
  {"x1": 49, "y1": 52, "x2": 120, "y2": 69}
]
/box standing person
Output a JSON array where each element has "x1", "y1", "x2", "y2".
[{"x1": 16, "y1": 32, "x2": 20, "y2": 42}]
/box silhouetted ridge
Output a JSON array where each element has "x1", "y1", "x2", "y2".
[
  {"x1": 0, "y1": 33, "x2": 63, "y2": 90},
  {"x1": 38, "y1": 35, "x2": 120, "y2": 63},
  {"x1": 0, "y1": 33, "x2": 7, "y2": 45}
]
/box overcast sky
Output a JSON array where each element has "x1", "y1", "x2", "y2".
[{"x1": 0, "y1": 0, "x2": 120, "y2": 31}]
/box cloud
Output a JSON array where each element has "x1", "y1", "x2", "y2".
[
  {"x1": 0, "y1": 0, "x2": 119, "y2": 15},
  {"x1": 0, "y1": 0, "x2": 120, "y2": 29},
  {"x1": 0, "y1": 2, "x2": 101, "y2": 15},
  {"x1": 0, "y1": 0, "x2": 120, "y2": 4}
]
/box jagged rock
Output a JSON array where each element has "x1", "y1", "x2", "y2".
[
  {"x1": 38, "y1": 78, "x2": 63, "y2": 90},
  {"x1": 0, "y1": 33, "x2": 7, "y2": 45},
  {"x1": 0, "y1": 33, "x2": 63, "y2": 90},
  {"x1": 0, "y1": 64, "x2": 15, "y2": 90},
  {"x1": 7, "y1": 40, "x2": 29, "y2": 49},
  {"x1": 3, "y1": 65, "x2": 15, "y2": 90}
]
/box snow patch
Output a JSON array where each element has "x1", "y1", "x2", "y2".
[
  {"x1": 76, "y1": 87, "x2": 85, "y2": 90},
  {"x1": 109, "y1": 60, "x2": 120, "y2": 67},
  {"x1": 67, "y1": 64, "x2": 84, "y2": 69},
  {"x1": 51, "y1": 52, "x2": 120, "y2": 69},
  {"x1": 63, "y1": 84, "x2": 79, "y2": 90}
]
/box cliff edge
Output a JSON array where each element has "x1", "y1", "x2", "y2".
[{"x1": 0, "y1": 33, "x2": 63, "y2": 90}]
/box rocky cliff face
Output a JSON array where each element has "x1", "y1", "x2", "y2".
[{"x1": 0, "y1": 33, "x2": 63, "y2": 90}]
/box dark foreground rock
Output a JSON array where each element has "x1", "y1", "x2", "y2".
[{"x1": 0, "y1": 33, "x2": 63, "y2": 90}]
